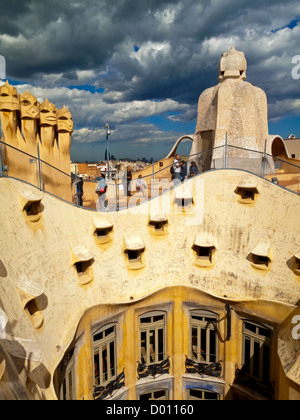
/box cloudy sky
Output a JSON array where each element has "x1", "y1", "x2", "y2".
[{"x1": 0, "y1": 0, "x2": 300, "y2": 161}]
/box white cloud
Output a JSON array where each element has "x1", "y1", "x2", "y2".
[
  {"x1": 130, "y1": 41, "x2": 171, "y2": 68},
  {"x1": 107, "y1": 99, "x2": 189, "y2": 123},
  {"x1": 76, "y1": 70, "x2": 97, "y2": 82},
  {"x1": 154, "y1": 4, "x2": 182, "y2": 26},
  {"x1": 269, "y1": 98, "x2": 300, "y2": 120}
]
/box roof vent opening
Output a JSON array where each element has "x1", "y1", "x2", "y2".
[
  {"x1": 94, "y1": 226, "x2": 113, "y2": 243},
  {"x1": 24, "y1": 298, "x2": 44, "y2": 330},
  {"x1": 249, "y1": 243, "x2": 272, "y2": 271},
  {"x1": 149, "y1": 214, "x2": 168, "y2": 236},
  {"x1": 16, "y1": 276, "x2": 45, "y2": 330},
  {"x1": 235, "y1": 179, "x2": 259, "y2": 204},
  {"x1": 72, "y1": 247, "x2": 94, "y2": 285},
  {"x1": 124, "y1": 236, "x2": 145, "y2": 270},
  {"x1": 292, "y1": 253, "x2": 300, "y2": 276},
  {"x1": 192, "y1": 234, "x2": 216, "y2": 268},
  {"x1": 20, "y1": 191, "x2": 44, "y2": 222},
  {"x1": 93, "y1": 217, "x2": 114, "y2": 245}
]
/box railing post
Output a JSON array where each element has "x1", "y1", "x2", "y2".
[
  {"x1": 152, "y1": 162, "x2": 155, "y2": 198},
  {"x1": 224, "y1": 132, "x2": 228, "y2": 169},
  {"x1": 0, "y1": 123, "x2": 2, "y2": 177},
  {"x1": 75, "y1": 164, "x2": 78, "y2": 206},
  {"x1": 0, "y1": 144, "x2": 2, "y2": 178},
  {"x1": 115, "y1": 173, "x2": 119, "y2": 211},
  {"x1": 262, "y1": 139, "x2": 267, "y2": 179},
  {"x1": 37, "y1": 142, "x2": 42, "y2": 190}
]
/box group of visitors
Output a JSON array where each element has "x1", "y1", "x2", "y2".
[
  {"x1": 172, "y1": 153, "x2": 198, "y2": 184},
  {"x1": 76, "y1": 155, "x2": 199, "y2": 211},
  {"x1": 122, "y1": 166, "x2": 147, "y2": 199},
  {"x1": 95, "y1": 167, "x2": 148, "y2": 211}
]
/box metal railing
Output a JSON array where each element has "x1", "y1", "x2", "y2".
[{"x1": 0, "y1": 139, "x2": 299, "y2": 213}]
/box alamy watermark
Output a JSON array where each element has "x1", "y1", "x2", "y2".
[
  {"x1": 0, "y1": 55, "x2": 6, "y2": 80},
  {"x1": 96, "y1": 174, "x2": 205, "y2": 227},
  {"x1": 292, "y1": 55, "x2": 300, "y2": 80},
  {"x1": 0, "y1": 309, "x2": 8, "y2": 339},
  {"x1": 292, "y1": 315, "x2": 300, "y2": 340}
]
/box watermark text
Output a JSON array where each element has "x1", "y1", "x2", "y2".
[
  {"x1": 292, "y1": 315, "x2": 300, "y2": 340},
  {"x1": 292, "y1": 55, "x2": 300, "y2": 80},
  {"x1": 0, "y1": 55, "x2": 6, "y2": 80}
]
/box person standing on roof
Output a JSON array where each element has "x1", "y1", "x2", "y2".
[{"x1": 173, "y1": 154, "x2": 184, "y2": 185}]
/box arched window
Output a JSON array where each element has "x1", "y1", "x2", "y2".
[
  {"x1": 139, "y1": 311, "x2": 166, "y2": 365},
  {"x1": 190, "y1": 310, "x2": 218, "y2": 363},
  {"x1": 93, "y1": 324, "x2": 117, "y2": 387},
  {"x1": 57, "y1": 349, "x2": 76, "y2": 401},
  {"x1": 242, "y1": 321, "x2": 272, "y2": 383}
]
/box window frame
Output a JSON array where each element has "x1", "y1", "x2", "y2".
[
  {"x1": 139, "y1": 388, "x2": 169, "y2": 400},
  {"x1": 139, "y1": 311, "x2": 166, "y2": 366},
  {"x1": 190, "y1": 309, "x2": 219, "y2": 364},
  {"x1": 58, "y1": 350, "x2": 76, "y2": 401},
  {"x1": 242, "y1": 320, "x2": 272, "y2": 384},
  {"x1": 188, "y1": 388, "x2": 220, "y2": 400},
  {"x1": 93, "y1": 323, "x2": 117, "y2": 388}
]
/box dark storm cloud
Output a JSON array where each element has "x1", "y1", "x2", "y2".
[
  {"x1": 0, "y1": 0, "x2": 125, "y2": 79},
  {"x1": 0, "y1": 0, "x2": 300, "y2": 153}
]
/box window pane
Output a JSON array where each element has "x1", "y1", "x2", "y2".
[
  {"x1": 253, "y1": 341, "x2": 260, "y2": 379},
  {"x1": 141, "y1": 331, "x2": 147, "y2": 364},
  {"x1": 204, "y1": 391, "x2": 219, "y2": 400},
  {"x1": 93, "y1": 331, "x2": 103, "y2": 342},
  {"x1": 262, "y1": 344, "x2": 270, "y2": 382},
  {"x1": 62, "y1": 380, "x2": 67, "y2": 400},
  {"x1": 149, "y1": 330, "x2": 156, "y2": 363},
  {"x1": 192, "y1": 327, "x2": 198, "y2": 360},
  {"x1": 105, "y1": 326, "x2": 114, "y2": 337},
  {"x1": 154, "y1": 390, "x2": 167, "y2": 400},
  {"x1": 245, "y1": 322, "x2": 256, "y2": 333},
  {"x1": 190, "y1": 389, "x2": 203, "y2": 400},
  {"x1": 158, "y1": 328, "x2": 164, "y2": 361},
  {"x1": 94, "y1": 350, "x2": 100, "y2": 386},
  {"x1": 210, "y1": 329, "x2": 216, "y2": 363},
  {"x1": 68, "y1": 371, "x2": 73, "y2": 400},
  {"x1": 244, "y1": 337, "x2": 251, "y2": 374},
  {"x1": 110, "y1": 341, "x2": 115, "y2": 378},
  {"x1": 141, "y1": 317, "x2": 151, "y2": 324},
  {"x1": 201, "y1": 328, "x2": 207, "y2": 362},
  {"x1": 140, "y1": 392, "x2": 152, "y2": 400},
  {"x1": 205, "y1": 317, "x2": 216, "y2": 322},
  {"x1": 259, "y1": 327, "x2": 271, "y2": 338},
  {"x1": 102, "y1": 346, "x2": 108, "y2": 382},
  {"x1": 192, "y1": 315, "x2": 203, "y2": 322},
  {"x1": 153, "y1": 315, "x2": 164, "y2": 322}
]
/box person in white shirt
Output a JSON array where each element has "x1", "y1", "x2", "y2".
[
  {"x1": 95, "y1": 173, "x2": 108, "y2": 211},
  {"x1": 136, "y1": 174, "x2": 147, "y2": 199},
  {"x1": 173, "y1": 154, "x2": 184, "y2": 185}
]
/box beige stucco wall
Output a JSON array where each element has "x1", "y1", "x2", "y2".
[{"x1": 0, "y1": 170, "x2": 299, "y2": 399}]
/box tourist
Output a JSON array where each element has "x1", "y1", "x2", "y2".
[
  {"x1": 96, "y1": 173, "x2": 108, "y2": 211},
  {"x1": 136, "y1": 174, "x2": 147, "y2": 199},
  {"x1": 189, "y1": 161, "x2": 198, "y2": 178},
  {"x1": 173, "y1": 154, "x2": 184, "y2": 185},
  {"x1": 123, "y1": 166, "x2": 132, "y2": 197},
  {"x1": 76, "y1": 177, "x2": 84, "y2": 206}
]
